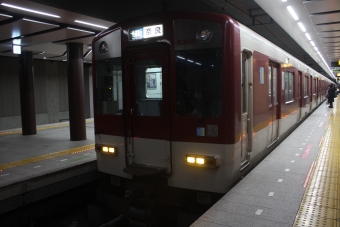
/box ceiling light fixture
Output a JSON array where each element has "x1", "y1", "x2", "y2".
[
  {"x1": 67, "y1": 27, "x2": 95, "y2": 34},
  {"x1": 297, "y1": 22, "x2": 306, "y2": 32},
  {"x1": 287, "y1": 6, "x2": 298, "y2": 20},
  {"x1": 1, "y1": 3, "x2": 60, "y2": 18},
  {"x1": 310, "y1": 41, "x2": 315, "y2": 46},
  {"x1": 23, "y1": 18, "x2": 59, "y2": 27},
  {"x1": 74, "y1": 20, "x2": 108, "y2": 29},
  {"x1": 305, "y1": 33, "x2": 311, "y2": 40},
  {"x1": 84, "y1": 49, "x2": 92, "y2": 58},
  {"x1": 13, "y1": 39, "x2": 20, "y2": 45},
  {"x1": 0, "y1": 13, "x2": 12, "y2": 18},
  {"x1": 282, "y1": 0, "x2": 287, "y2": 2},
  {"x1": 314, "y1": 47, "x2": 318, "y2": 51}
]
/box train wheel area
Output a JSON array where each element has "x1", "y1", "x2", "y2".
[{"x1": 191, "y1": 98, "x2": 339, "y2": 227}]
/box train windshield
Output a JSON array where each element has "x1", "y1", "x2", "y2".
[
  {"x1": 175, "y1": 48, "x2": 222, "y2": 117},
  {"x1": 95, "y1": 58, "x2": 123, "y2": 114}
]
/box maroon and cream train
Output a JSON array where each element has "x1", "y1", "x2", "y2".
[{"x1": 92, "y1": 12, "x2": 331, "y2": 194}]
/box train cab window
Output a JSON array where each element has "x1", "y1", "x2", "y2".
[
  {"x1": 284, "y1": 71, "x2": 294, "y2": 102},
  {"x1": 95, "y1": 58, "x2": 123, "y2": 114},
  {"x1": 175, "y1": 48, "x2": 222, "y2": 117},
  {"x1": 134, "y1": 59, "x2": 162, "y2": 116}
]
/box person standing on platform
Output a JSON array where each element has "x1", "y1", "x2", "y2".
[{"x1": 327, "y1": 84, "x2": 336, "y2": 108}]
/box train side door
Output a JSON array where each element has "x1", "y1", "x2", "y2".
[
  {"x1": 310, "y1": 76, "x2": 313, "y2": 111},
  {"x1": 267, "y1": 62, "x2": 279, "y2": 147},
  {"x1": 297, "y1": 71, "x2": 302, "y2": 122},
  {"x1": 123, "y1": 46, "x2": 171, "y2": 176},
  {"x1": 240, "y1": 49, "x2": 252, "y2": 170}
]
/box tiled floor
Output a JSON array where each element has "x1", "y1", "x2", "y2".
[
  {"x1": 294, "y1": 99, "x2": 340, "y2": 226},
  {"x1": 191, "y1": 99, "x2": 337, "y2": 227}
]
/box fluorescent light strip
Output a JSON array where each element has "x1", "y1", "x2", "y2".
[
  {"x1": 84, "y1": 49, "x2": 92, "y2": 57},
  {"x1": 305, "y1": 33, "x2": 311, "y2": 40},
  {"x1": 310, "y1": 41, "x2": 315, "y2": 46},
  {"x1": 13, "y1": 39, "x2": 20, "y2": 44},
  {"x1": 67, "y1": 27, "x2": 95, "y2": 34},
  {"x1": 297, "y1": 22, "x2": 306, "y2": 32},
  {"x1": 0, "y1": 13, "x2": 12, "y2": 18},
  {"x1": 287, "y1": 6, "x2": 298, "y2": 20},
  {"x1": 23, "y1": 18, "x2": 59, "y2": 27},
  {"x1": 1, "y1": 3, "x2": 60, "y2": 18},
  {"x1": 282, "y1": 0, "x2": 287, "y2": 2},
  {"x1": 314, "y1": 47, "x2": 318, "y2": 51},
  {"x1": 74, "y1": 20, "x2": 108, "y2": 29}
]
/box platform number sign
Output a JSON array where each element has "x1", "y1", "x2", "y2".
[{"x1": 129, "y1": 24, "x2": 163, "y2": 41}]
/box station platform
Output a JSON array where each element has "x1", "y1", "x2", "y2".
[
  {"x1": 192, "y1": 98, "x2": 339, "y2": 227},
  {"x1": 0, "y1": 119, "x2": 97, "y2": 217}
]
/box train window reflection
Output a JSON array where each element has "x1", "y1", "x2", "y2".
[
  {"x1": 95, "y1": 58, "x2": 123, "y2": 114},
  {"x1": 175, "y1": 48, "x2": 222, "y2": 117}
]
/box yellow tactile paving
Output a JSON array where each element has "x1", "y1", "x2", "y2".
[
  {"x1": 0, "y1": 119, "x2": 94, "y2": 137},
  {"x1": 294, "y1": 99, "x2": 340, "y2": 227},
  {"x1": 0, "y1": 144, "x2": 95, "y2": 171}
]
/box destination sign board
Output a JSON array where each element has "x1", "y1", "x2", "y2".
[{"x1": 129, "y1": 24, "x2": 163, "y2": 41}]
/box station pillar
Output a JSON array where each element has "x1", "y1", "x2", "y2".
[
  {"x1": 18, "y1": 51, "x2": 37, "y2": 135},
  {"x1": 66, "y1": 42, "x2": 86, "y2": 141}
]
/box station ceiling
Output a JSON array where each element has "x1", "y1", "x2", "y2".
[{"x1": 0, "y1": 0, "x2": 338, "y2": 80}]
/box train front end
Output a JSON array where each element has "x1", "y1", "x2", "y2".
[{"x1": 92, "y1": 12, "x2": 242, "y2": 194}]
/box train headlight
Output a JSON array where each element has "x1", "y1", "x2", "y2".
[
  {"x1": 187, "y1": 157, "x2": 196, "y2": 163},
  {"x1": 96, "y1": 144, "x2": 117, "y2": 155},
  {"x1": 196, "y1": 158, "x2": 205, "y2": 164},
  {"x1": 108, "y1": 147, "x2": 115, "y2": 153},
  {"x1": 185, "y1": 155, "x2": 220, "y2": 168},
  {"x1": 197, "y1": 27, "x2": 212, "y2": 41}
]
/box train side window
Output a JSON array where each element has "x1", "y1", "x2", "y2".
[
  {"x1": 298, "y1": 72, "x2": 301, "y2": 99},
  {"x1": 175, "y1": 48, "x2": 222, "y2": 117},
  {"x1": 303, "y1": 76, "x2": 308, "y2": 97},
  {"x1": 241, "y1": 50, "x2": 252, "y2": 114},
  {"x1": 95, "y1": 58, "x2": 123, "y2": 114},
  {"x1": 284, "y1": 71, "x2": 294, "y2": 102},
  {"x1": 273, "y1": 67, "x2": 277, "y2": 105},
  {"x1": 268, "y1": 66, "x2": 272, "y2": 107},
  {"x1": 134, "y1": 59, "x2": 163, "y2": 117}
]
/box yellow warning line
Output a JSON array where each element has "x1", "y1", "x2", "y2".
[
  {"x1": 0, "y1": 144, "x2": 95, "y2": 171},
  {"x1": 293, "y1": 100, "x2": 340, "y2": 227},
  {"x1": 0, "y1": 119, "x2": 93, "y2": 137}
]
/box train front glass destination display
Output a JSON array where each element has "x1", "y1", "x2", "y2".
[{"x1": 129, "y1": 24, "x2": 163, "y2": 41}]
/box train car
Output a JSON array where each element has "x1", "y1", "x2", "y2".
[{"x1": 92, "y1": 11, "x2": 331, "y2": 199}]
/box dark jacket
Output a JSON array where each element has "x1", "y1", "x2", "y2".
[{"x1": 327, "y1": 86, "x2": 336, "y2": 103}]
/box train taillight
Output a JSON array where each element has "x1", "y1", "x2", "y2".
[{"x1": 185, "y1": 154, "x2": 220, "y2": 168}]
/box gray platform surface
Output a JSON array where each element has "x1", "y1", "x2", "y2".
[
  {"x1": 191, "y1": 104, "x2": 331, "y2": 227},
  {"x1": 0, "y1": 120, "x2": 96, "y2": 201}
]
